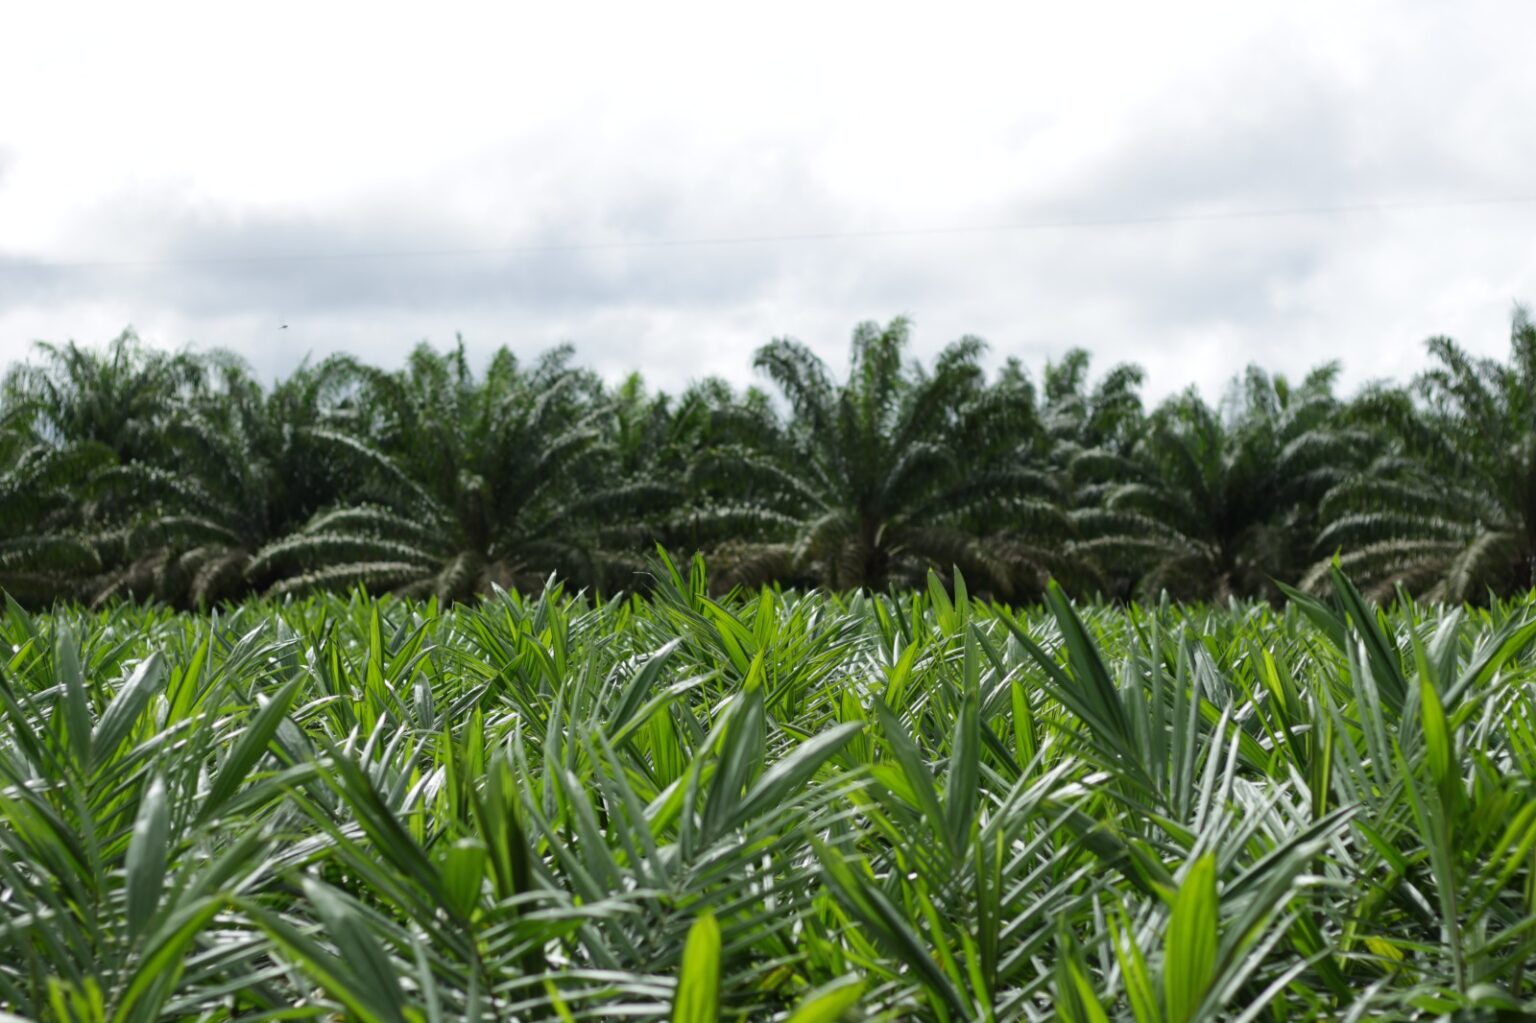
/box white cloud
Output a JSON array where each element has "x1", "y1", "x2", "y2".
[{"x1": 3, "y1": 0, "x2": 1535, "y2": 402}]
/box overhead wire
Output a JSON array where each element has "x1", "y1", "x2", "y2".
[{"x1": 6, "y1": 193, "x2": 1536, "y2": 272}]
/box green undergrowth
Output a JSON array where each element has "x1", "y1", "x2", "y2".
[{"x1": 4, "y1": 555, "x2": 1536, "y2": 1021}]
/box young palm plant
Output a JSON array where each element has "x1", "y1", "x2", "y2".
[{"x1": 4, "y1": 557, "x2": 1536, "y2": 1017}]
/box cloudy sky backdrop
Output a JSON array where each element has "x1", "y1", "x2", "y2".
[{"x1": 3, "y1": 0, "x2": 1534, "y2": 401}]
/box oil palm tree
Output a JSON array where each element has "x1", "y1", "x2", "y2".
[
  {"x1": 3, "y1": 330, "x2": 204, "y2": 464},
  {"x1": 1311, "y1": 307, "x2": 1536, "y2": 600},
  {"x1": 1031, "y1": 349, "x2": 1148, "y2": 597},
  {"x1": 3, "y1": 331, "x2": 213, "y2": 602},
  {"x1": 1077, "y1": 364, "x2": 1355, "y2": 601},
  {"x1": 249, "y1": 339, "x2": 623, "y2": 602},
  {"x1": 606, "y1": 373, "x2": 806, "y2": 584},
  {"x1": 90, "y1": 354, "x2": 373, "y2": 606},
  {"x1": 0, "y1": 405, "x2": 111, "y2": 604},
  {"x1": 714, "y1": 317, "x2": 1047, "y2": 595},
  {"x1": 1039, "y1": 348, "x2": 1146, "y2": 459}
]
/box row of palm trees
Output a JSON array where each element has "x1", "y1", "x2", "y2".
[{"x1": 3, "y1": 309, "x2": 1535, "y2": 607}]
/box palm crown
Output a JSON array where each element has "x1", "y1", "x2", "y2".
[
  {"x1": 1078, "y1": 364, "x2": 1354, "y2": 600},
  {"x1": 1314, "y1": 308, "x2": 1536, "y2": 599},
  {"x1": 0, "y1": 408, "x2": 109, "y2": 603},
  {"x1": 92, "y1": 354, "x2": 370, "y2": 606},
  {"x1": 249, "y1": 340, "x2": 618, "y2": 602},
  {"x1": 721, "y1": 317, "x2": 1042, "y2": 593}
]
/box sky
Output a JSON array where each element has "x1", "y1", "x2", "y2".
[{"x1": 2, "y1": 0, "x2": 1535, "y2": 404}]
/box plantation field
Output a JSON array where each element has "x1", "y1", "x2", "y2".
[{"x1": 4, "y1": 559, "x2": 1536, "y2": 1021}]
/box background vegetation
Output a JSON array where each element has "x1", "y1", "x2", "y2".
[
  {"x1": 3, "y1": 308, "x2": 1535, "y2": 609},
  {"x1": 4, "y1": 557, "x2": 1536, "y2": 1020}
]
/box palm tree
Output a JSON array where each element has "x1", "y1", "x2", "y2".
[
  {"x1": 0, "y1": 405, "x2": 110, "y2": 605},
  {"x1": 2, "y1": 331, "x2": 211, "y2": 604},
  {"x1": 1311, "y1": 308, "x2": 1536, "y2": 600},
  {"x1": 1077, "y1": 364, "x2": 1355, "y2": 601},
  {"x1": 714, "y1": 317, "x2": 1046, "y2": 595},
  {"x1": 90, "y1": 353, "x2": 373, "y2": 606},
  {"x1": 606, "y1": 373, "x2": 800, "y2": 572},
  {"x1": 1031, "y1": 349, "x2": 1148, "y2": 597},
  {"x1": 1039, "y1": 348, "x2": 1146, "y2": 459},
  {"x1": 3, "y1": 330, "x2": 204, "y2": 463},
  {"x1": 249, "y1": 339, "x2": 624, "y2": 602}
]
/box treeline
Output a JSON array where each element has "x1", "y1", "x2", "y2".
[{"x1": 2, "y1": 310, "x2": 1533, "y2": 608}]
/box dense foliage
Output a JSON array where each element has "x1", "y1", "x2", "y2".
[
  {"x1": 3, "y1": 558, "x2": 1536, "y2": 1019},
  {"x1": 3, "y1": 308, "x2": 1536, "y2": 607}
]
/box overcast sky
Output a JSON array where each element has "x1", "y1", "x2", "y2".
[{"x1": 3, "y1": 1, "x2": 1534, "y2": 403}]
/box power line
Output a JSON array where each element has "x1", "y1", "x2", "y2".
[{"x1": 9, "y1": 193, "x2": 1536, "y2": 272}]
